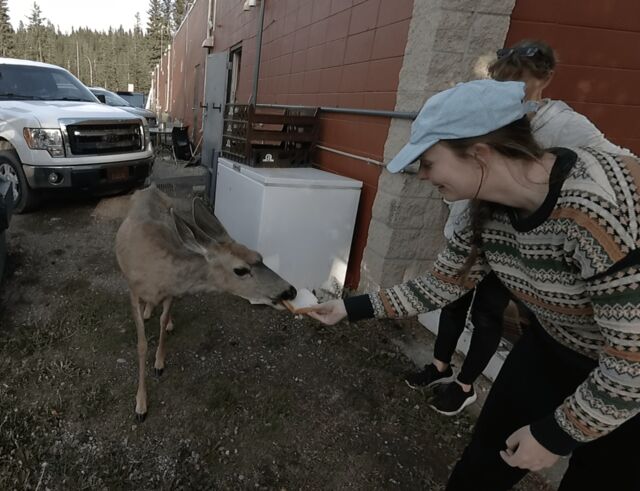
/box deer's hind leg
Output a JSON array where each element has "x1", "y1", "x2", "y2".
[
  {"x1": 165, "y1": 312, "x2": 174, "y2": 332},
  {"x1": 154, "y1": 297, "x2": 173, "y2": 376},
  {"x1": 130, "y1": 291, "x2": 149, "y2": 422},
  {"x1": 143, "y1": 303, "x2": 154, "y2": 320}
]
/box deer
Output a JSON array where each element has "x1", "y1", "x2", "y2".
[{"x1": 115, "y1": 185, "x2": 297, "y2": 421}]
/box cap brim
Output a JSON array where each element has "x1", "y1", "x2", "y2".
[{"x1": 386, "y1": 139, "x2": 438, "y2": 173}]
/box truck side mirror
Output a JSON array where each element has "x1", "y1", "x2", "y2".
[{"x1": 96, "y1": 94, "x2": 106, "y2": 103}]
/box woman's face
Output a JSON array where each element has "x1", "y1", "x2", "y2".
[{"x1": 418, "y1": 143, "x2": 483, "y2": 201}]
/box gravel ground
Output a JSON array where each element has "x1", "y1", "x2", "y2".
[{"x1": 0, "y1": 186, "x2": 554, "y2": 490}]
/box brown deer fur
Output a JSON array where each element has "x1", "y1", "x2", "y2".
[{"x1": 115, "y1": 185, "x2": 295, "y2": 420}]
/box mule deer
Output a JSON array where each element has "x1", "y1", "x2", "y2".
[{"x1": 115, "y1": 185, "x2": 296, "y2": 421}]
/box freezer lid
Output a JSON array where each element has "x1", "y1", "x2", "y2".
[{"x1": 218, "y1": 158, "x2": 363, "y2": 189}]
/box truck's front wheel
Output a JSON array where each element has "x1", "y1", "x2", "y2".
[{"x1": 0, "y1": 151, "x2": 39, "y2": 213}]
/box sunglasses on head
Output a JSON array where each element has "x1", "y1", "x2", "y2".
[{"x1": 496, "y1": 46, "x2": 540, "y2": 59}]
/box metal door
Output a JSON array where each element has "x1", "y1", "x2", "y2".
[{"x1": 201, "y1": 51, "x2": 229, "y2": 202}]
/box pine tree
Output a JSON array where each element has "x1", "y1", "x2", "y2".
[
  {"x1": 14, "y1": 21, "x2": 26, "y2": 59},
  {"x1": 0, "y1": 0, "x2": 14, "y2": 57},
  {"x1": 161, "y1": 0, "x2": 173, "y2": 35},
  {"x1": 173, "y1": 0, "x2": 186, "y2": 33},
  {"x1": 102, "y1": 27, "x2": 118, "y2": 89},
  {"x1": 132, "y1": 13, "x2": 150, "y2": 92},
  {"x1": 5, "y1": 1, "x2": 158, "y2": 93},
  {"x1": 146, "y1": 0, "x2": 165, "y2": 66},
  {"x1": 39, "y1": 21, "x2": 56, "y2": 64},
  {"x1": 134, "y1": 12, "x2": 144, "y2": 38},
  {"x1": 26, "y1": 2, "x2": 46, "y2": 62}
]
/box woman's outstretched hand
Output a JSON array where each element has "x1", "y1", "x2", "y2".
[{"x1": 305, "y1": 299, "x2": 348, "y2": 325}]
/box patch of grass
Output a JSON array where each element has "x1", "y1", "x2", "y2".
[
  {"x1": 76, "y1": 383, "x2": 117, "y2": 421},
  {"x1": 162, "y1": 443, "x2": 214, "y2": 489},
  {"x1": 1, "y1": 287, "x2": 129, "y2": 358},
  {"x1": 0, "y1": 385, "x2": 214, "y2": 490},
  {"x1": 203, "y1": 378, "x2": 241, "y2": 411},
  {"x1": 0, "y1": 390, "x2": 62, "y2": 490},
  {"x1": 0, "y1": 316, "x2": 77, "y2": 357},
  {"x1": 60, "y1": 278, "x2": 92, "y2": 295}
]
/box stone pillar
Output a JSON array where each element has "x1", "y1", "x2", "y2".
[{"x1": 359, "y1": 0, "x2": 516, "y2": 290}]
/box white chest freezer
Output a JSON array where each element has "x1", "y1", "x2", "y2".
[{"x1": 214, "y1": 158, "x2": 362, "y2": 298}]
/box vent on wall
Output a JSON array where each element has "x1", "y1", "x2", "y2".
[{"x1": 202, "y1": 36, "x2": 215, "y2": 48}]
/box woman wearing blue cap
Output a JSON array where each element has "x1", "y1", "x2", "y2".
[
  {"x1": 306, "y1": 78, "x2": 640, "y2": 490},
  {"x1": 405, "y1": 39, "x2": 635, "y2": 417}
]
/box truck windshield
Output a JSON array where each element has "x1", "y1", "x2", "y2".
[{"x1": 0, "y1": 64, "x2": 98, "y2": 102}]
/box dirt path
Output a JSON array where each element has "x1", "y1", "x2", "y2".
[{"x1": 0, "y1": 195, "x2": 552, "y2": 490}]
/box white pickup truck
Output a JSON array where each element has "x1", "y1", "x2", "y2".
[{"x1": 0, "y1": 57, "x2": 154, "y2": 213}]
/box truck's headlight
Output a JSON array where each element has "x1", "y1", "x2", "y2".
[{"x1": 23, "y1": 128, "x2": 65, "y2": 157}]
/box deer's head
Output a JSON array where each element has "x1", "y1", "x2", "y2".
[{"x1": 169, "y1": 198, "x2": 296, "y2": 308}]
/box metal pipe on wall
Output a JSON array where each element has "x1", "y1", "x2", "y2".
[
  {"x1": 250, "y1": 0, "x2": 266, "y2": 105},
  {"x1": 316, "y1": 144, "x2": 384, "y2": 166},
  {"x1": 257, "y1": 103, "x2": 418, "y2": 120},
  {"x1": 205, "y1": 0, "x2": 217, "y2": 43}
]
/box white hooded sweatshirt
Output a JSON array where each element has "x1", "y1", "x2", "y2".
[
  {"x1": 531, "y1": 99, "x2": 634, "y2": 155},
  {"x1": 443, "y1": 99, "x2": 634, "y2": 240}
]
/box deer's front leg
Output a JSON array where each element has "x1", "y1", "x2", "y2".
[
  {"x1": 154, "y1": 297, "x2": 173, "y2": 376},
  {"x1": 130, "y1": 292, "x2": 148, "y2": 422}
]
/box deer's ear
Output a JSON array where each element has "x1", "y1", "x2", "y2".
[
  {"x1": 171, "y1": 208, "x2": 208, "y2": 256},
  {"x1": 192, "y1": 197, "x2": 232, "y2": 243}
]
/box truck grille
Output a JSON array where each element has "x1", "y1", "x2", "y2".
[{"x1": 65, "y1": 123, "x2": 143, "y2": 156}]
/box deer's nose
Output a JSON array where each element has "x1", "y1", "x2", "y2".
[{"x1": 280, "y1": 286, "x2": 297, "y2": 301}]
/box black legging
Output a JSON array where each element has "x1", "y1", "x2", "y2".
[
  {"x1": 435, "y1": 272, "x2": 510, "y2": 384},
  {"x1": 445, "y1": 318, "x2": 640, "y2": 490}
]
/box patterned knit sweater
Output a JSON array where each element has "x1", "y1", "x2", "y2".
[{"x1": 345, "y1": 147, "x2": 640, "y2": 455}]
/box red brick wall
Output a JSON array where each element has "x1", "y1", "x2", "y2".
[
  {"x1": 209, "y1": 0, "x2": 413, "y2": 288},
  {"x1": 162, "y1": 0, "x2": 209, "y2": 141},
  {"x1": 506, "y1": 0, "x2": 640, "y2": 154},
  {"x1": 154, "y1": 0, "x2": 413, "y2": 288}
]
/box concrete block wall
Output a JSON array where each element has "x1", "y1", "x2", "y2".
[{"x1": 359, "y1": 0, "x2": 516, "y2": 291}]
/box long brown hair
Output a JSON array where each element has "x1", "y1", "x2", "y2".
[
  {"x1": 489, "y1": 39, "x2": 556, "y2": 81},
  {"x1": 443, "y1": 116, "x2": 544, "y2": 281}
]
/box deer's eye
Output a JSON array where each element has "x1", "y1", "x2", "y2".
[{"x1": 233, "y1": 267, "x2": 251, "y2": 277}]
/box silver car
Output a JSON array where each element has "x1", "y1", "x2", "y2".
[{"x1": 89, "y1": 87, "x2": 157, "y2": 127}]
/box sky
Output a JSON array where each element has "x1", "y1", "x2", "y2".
[{"x1": 7, "y1": 0, "x2": 150, "y2": 34}]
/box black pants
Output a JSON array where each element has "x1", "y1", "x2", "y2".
[
  {"x1": 435, "y1": 272, "x2": 510, "y2": 384},
  {"x1": 446, "y1": 320, "x2": 640, "y2": 490}
]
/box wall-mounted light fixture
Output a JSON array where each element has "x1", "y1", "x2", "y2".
[{"x1": 243, "y1": 0, "x2": 258, "y2": 11}]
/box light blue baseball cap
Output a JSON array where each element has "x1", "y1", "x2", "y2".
[{"x1": 386, "y1": 79, "x2": 539, "y2": 173}]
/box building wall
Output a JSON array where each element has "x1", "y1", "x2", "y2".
[
  {"x1": 255, "y1": 0, "x2": 414, "y2": 288},
  {"x1": 153, "y1": 0, "x2": 210, "y2": 142},
  {"x1": 360, "y1": 0, "x2": 517, "y2": 291},
  {"x1": 505, "y1": 0, "x2": 640, "y2": 155},
  {"x1": 167, "y1": 0, "x2": 210, "y2": 141},
  {"x1": 155, "y1": 0, "x2": 639, "y2": 292},
  {"x1": 155, "y1": 45, "x2": 169, "y2": 114},
  {"x1": 360, "y1": 0, "x2": 640, "y2": 292},
  {"x1": 154, "y1": 0, "x2": 414, "y2": 289}
]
